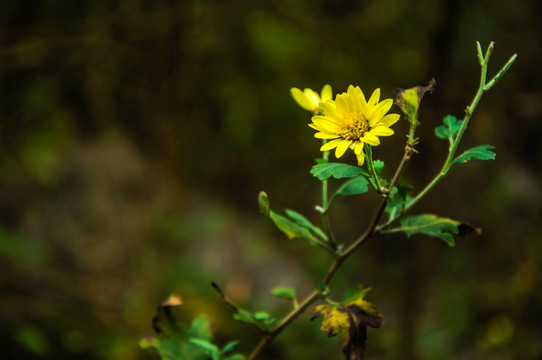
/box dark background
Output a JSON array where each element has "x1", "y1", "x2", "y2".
[{"x1": 1, "y1": 0, "x2": 541, "y2": 359}]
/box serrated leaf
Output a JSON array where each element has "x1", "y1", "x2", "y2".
[
  {"x1": 336, "y1": 176, "x2": 369, "y2": 196},
  {"x1": 285, "y1": 209, "x2": 328, "y2": 242},
  {"x1": 435, "y1": 115, "x2": 463, "y2": 144},
  {"x1": 311, "y1": 162, "x2": 369, "y2": 181},
  {"x1": 454, "y1": 144, "x2": 496, "y2": 164},
  {"x1": 392, "y1": 214, "x2": 460, "y2": 246}
]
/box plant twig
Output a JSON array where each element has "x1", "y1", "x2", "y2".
[
  {"x1": 378, "y1": 42, "x2": 516, "y2": 230},
  {"x1": 247, "y1": 137, "x2": 416, "y2": 360}
]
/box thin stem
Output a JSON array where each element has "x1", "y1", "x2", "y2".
[
  {"x1": 321, "y1": 147, "x2": 338, "y2": 249},
  {"x1": 379, "y1": 42, "x2": 516, "y2": 229},
  {"x1": 247, "y1": 142, "x2": 416, "y2": 360},
  {"x1": 365, "y1": 145, "x2": 382, "y2": 192}
]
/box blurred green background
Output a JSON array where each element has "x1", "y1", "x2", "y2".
[{"x1": 1, "y1": 0, "x2": 541, "y2": 359}]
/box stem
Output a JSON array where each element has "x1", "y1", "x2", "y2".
[
  {"x1": 321, "y1": 147, "x2": 338, "y2": 249},
  {"x1": 365, "y1": 145, "x2": 382, "y2": 192},
  {"x1": 247, "y1": 141, "x2": 416, "y2": 360},
  {"x1": 248, "y1": 43, "x2": 516, "y2": 358},
  {"x1": 379, "y1": 42, "x2": 516, "y2": 229}
]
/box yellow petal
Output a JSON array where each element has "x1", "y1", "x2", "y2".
[
  {"x1": 290, "y1": 87, "x2": 317, "y2": 111},
  {"x1": 321, "y1": 84, "x2": 332, "y2": 101},
  {"x1": 368, "y1": 98, "x2": 393, "y2": 126},
  {"x1": 315, "y1": 132, "x2": 340, "y2": 139},
  {"x1": 353, "y1": 141, "x2": 364, "y2": 155},
  {"x1": 320, "y1": 100, "x2": 339, "y2": 119},
  {"x1": 335, "y1": 93, "x2": 350, "y2": 113},
  {"x1": 356, "y1": 152, "x2": 365, "y2": 166},
  {"x1": 312, "y1": 115, "x2": 339, "y2": 132},
  {"x1": 351, "y1": 86, "x2": 366, "y2": 112},
  {"x1": 368, "y1": 88, "x2": 381, "y2": 106},
  {"x1": 378, "y1": 113, "x2": 400, "y2": 127},
  {"x1": 320, "y1": 138, "x2": 344, "y2": 151},
  {"x1": 369, "y1": 126, "x2": 394, "y2": 136},
  {"x1": 304, "y1": 88, "x2": 320, "y2": 107},
  {"x1": 362, "y1": 133, "x2": 380, "y2": 146},
  {"x1": 335, "y1": 140, "x2": 352, "y2": 158}
]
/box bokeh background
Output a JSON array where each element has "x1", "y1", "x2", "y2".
[{"x1": 1, "y1": 0, "x2": 541, "y2": 359}]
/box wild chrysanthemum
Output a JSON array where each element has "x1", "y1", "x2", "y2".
[
  {"x1": 290, "y1": 85, "x2": 332, "y2": 113},
  {"x1": 309, "y1": 85, "x2": 400, "y2": 166}
]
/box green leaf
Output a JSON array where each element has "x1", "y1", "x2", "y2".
[
  {"x1": 336, "y1": 176, "x2": 369, "y2": 196},
  {"x1": 311, "y1": 162, "x2": 369, "y2": 181},
  {"x1": 435, "y1": 115, "x2": 463, "y2": 144},
  {"x1": 212, "y1": 283, "x2": 277, "y2": 333},
  {"x1": 271, "y1": 286, "x2": 297, "y2": 301},
  {"x1": 454, "y1": 144, "x2": 496, "y2": 164},
  {"x1": 259, "y1": 193, "x2": 325, "y2": 248},
  {"x1": 285, "y1": 209, "x2": 328, "y2": 242},
  {"x1": 189, "y1": 339, "x2": 218, "y2": 355},
  {"x1": 224, "y1": 355, "x2": 245, "y2": 360},
  {"x1": 220, "y1": 341, "x2": 239, "y2": 355},
  {"x1": 269, "y1": 211, "x2": 322, "y2": 247},
  {"x1": 258, "y1": 191, "x2": 270, "y2": 216},
  {"x1": 384, "y1": 184, "x2": 413, "y2": 221},
  {"x1": 390, "y1": 214, "x2": 460, "y2": 246},
  {"x1": 372, "y1": 160, "x2": 384, "y2": 176}
]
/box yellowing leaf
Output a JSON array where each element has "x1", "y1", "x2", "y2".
[
  {"x1": 312, "y1": 294, "x2": 383, "y2": 360},
  {"x1": 394, "y1": 78, "x2": 436, "y2": 120}
]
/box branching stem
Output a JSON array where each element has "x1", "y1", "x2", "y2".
[{"x1": 248, "y1": 42, "x2": 515, "y2": 359}]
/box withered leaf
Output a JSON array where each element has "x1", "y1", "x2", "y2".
[
  {"x1": 312, "y1": 293, "x2": 383, "y2": 360},
  {"x1": 394, "y1": 78, "x2": 436, "y2": 120}
]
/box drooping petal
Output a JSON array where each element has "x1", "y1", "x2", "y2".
[
  {"x1": 335, "y1": 139, "x2": 353, "y2": 158},
  {"x1": 368, "y1": 126, "x2": 394, "y2": 136},
  {"x1": 378, "y1": 113, "x2": 400, "y2": 127},
  {"x1": 353, "y1": 141, "x2": 364, "y2": 155},
  {"x1": 315, "y1": 132, "x2": 341, "y2": 139},
  {"x1": 290, "y1": 87, "x2": 317, "y2": 112},
  {"x1": 321, "y1": 84, "x2": 332, "y2": 101},
  {"x1": 362, "y1": 133, "x2": 381, "y2": 146},
  {"x1": 356, "y1": 151, "x2": 365, "y2": 166},
  {"x1": 320, "y1": 138, "x2": 344, "y2": 151}
]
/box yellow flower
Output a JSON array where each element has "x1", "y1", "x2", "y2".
[
  {"x1": 290, "y1": 84, "x2": 332, "y2": 113},
  {"x1": 309, "y1": 85, "x2": 400, "y2": 166}
]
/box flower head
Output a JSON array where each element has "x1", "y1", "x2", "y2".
[
  {"x1": 290, "y1": 84, "x2": 332, "y2": 113},
  {"x1": 309, "y1": 85, "x2": 400, "y2": 166}
]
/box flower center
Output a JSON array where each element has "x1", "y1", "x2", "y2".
[{"x1": 337, "y1": 112, "x2": 369, "y2": 140}]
